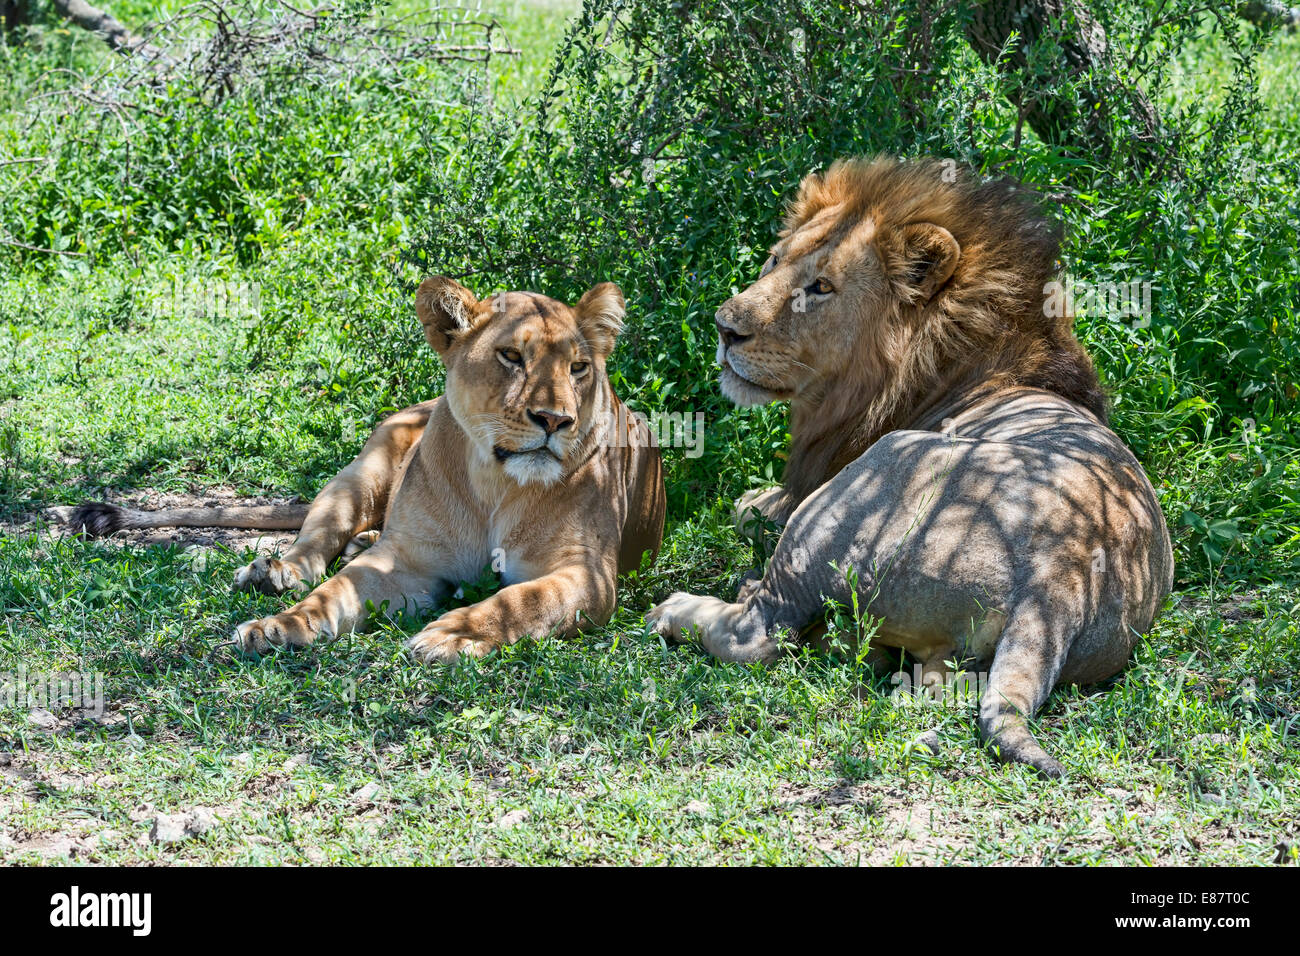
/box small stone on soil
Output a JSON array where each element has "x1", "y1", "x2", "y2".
[
  {"x1": 27, "y1": 708, "x2": 58, "y2": 730},
  {"x1": 494, "y1": 809, "x2": 530, "y2": 828},
  {"x1": 352, "y1": 782, "x2": 381, "y2": 805},
  {"x1": 910, "y1": 730, "x2": 941, "y2": 755}
]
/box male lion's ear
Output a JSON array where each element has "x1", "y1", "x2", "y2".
[
  {"x1": 574, "y1": 282, "x2": 625, "y2": 356},
  {"x1": 893, "y1": 223, "x2": 960, "y2": 303},
  {"x1": 415, "y1": 276, "x2": 479, "y2": 353}
]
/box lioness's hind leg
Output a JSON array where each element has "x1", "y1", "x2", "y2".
[{"x1": 234, "y1": 402, "x2": 433, "y2": 595}]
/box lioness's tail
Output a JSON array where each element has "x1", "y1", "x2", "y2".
[{"x1": 53, "y1": 500, "x2": 312, "y2": 537}]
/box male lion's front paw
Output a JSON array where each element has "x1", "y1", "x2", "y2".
[
  {"x1": 233, "y1": 556, "x2": 306, "y2": 596},
  {"x1": 232, "y1": 612, "x2": 320, "y2": 654},
  {"x1": 734, "y1": 569, "x2": 764, "y2": 603},
  {"x1": 646, "y1": 591, "x2": 708, "y2": 644},
  {"x1": 407, "y1": 608, "x2": 500, "y2": 664},
  {"x1": 733, "y1": 485, "x2": 785, "y2": 534}
]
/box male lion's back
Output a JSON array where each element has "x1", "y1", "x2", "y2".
[{"x1": 763, "y1": 391, "x2": 1172, "y2": 686}]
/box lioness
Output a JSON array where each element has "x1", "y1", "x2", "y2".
[
  {"x1": 648, "y1": 157, "x2": 1173, "y2": 777},
  {"x1": 69, "y1": 278, "x2": 666, "y2": 663}
]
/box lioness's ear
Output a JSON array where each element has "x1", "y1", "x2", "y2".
[
  {"x1": 574, "y1": 282, "x2": 625, "y2": 357},
  {"x1": 415, "y1": 276, "x2": 479, "y2": 354},
  {"x1": 892, "y1": 223, "x2": 960, "y2": 303}
]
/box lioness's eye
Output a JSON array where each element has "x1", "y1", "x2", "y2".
[
  {"x1": 571, "y1": 362, "x2": 589, "y2": 375},
  {"x1": 499, "y1": 348, "x2": 523, "y2": 365},
  {"x1": 807, "y1": 278, "x2": 834, "y2": 295}
]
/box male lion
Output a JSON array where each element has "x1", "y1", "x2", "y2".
[
  {"x1": 69, "y1": 278, "x2": 666, "y2": 663},
  {"x1": 648, "y1": 157, "x2": 1173, "y2": 777}
]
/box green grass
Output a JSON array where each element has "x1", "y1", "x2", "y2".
[
  {"x1": 2, "y1": 271, "x2": 1296, "y2": 865},
  {"x1": 2, "y1": 522, "x2": 1297, "y2": 863},
  {"x1": 1, "y1": 0, "x2": 1297, "y2": 864}
]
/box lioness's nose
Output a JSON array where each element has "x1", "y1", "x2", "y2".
[
  {"x1": 528, "y1": 409, "x2": 574, "y2": 434},
  {"x1": 716, "y1": 318, "x2": 751, "y2": 349}
]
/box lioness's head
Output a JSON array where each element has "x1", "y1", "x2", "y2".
[
  {"x1": 415, "y1": 277, "x2": 625, "y2": 486},
  {"x1": 716, "y1": 156, "x2": 1105, "y2": 499}
]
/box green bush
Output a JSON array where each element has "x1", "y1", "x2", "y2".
[
  {"x1": 0, "y1": 0, "x2": 494, "y2": 266},
  {"x1": 389, "y1": 0, "x2": 1298, "y2": 580},
  {"x1": 4, "y1": 0, "x2": 1296, "y2": 582}
]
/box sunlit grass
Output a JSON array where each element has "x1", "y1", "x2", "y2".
[{"x1": 0, "y1": 0, "x2": 1296, "y2": 865}]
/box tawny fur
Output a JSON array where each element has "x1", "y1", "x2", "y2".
[
  {"x1": 776, "y1": 157, "x2": 1106, "y2": 506},
  {"x1": 60, "y1": 278, "x2": 666, "y2": 664},
  {"x1": 650, "y1": 156, "x2": 1173, "y2": 778},
  {"x1": 231, "y1": 278, "x2": 666, "y2": 663}
]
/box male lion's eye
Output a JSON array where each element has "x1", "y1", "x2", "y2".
[
  {"x1": 499, "y1": 348, "x2": 523, "y2": 366},
  {"x1": 807, "y1": 278, "x2": 834, "y2": 295},
  {"x1": 760, "y1": 255, "x2": 778, "y2": 277},
  {"x1": 571, "y1": 362, "x2": 589, "y2": 375}
]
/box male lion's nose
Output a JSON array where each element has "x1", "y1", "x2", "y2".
[
  {"x1": 716, "y1": 318, "x2": 751, "y2": 349},
  {"x1": 528, "y1": 409, "x2": 574, "y2": 434}
]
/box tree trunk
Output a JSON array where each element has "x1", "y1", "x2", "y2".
[
  {"x1": 2, "y1": 0, "x2": 28, "y2": 32},
  {"x1": 1238, "y1": 1, "x2": 1300, "y2": 27},
  {"x1": 964, "y1": 0, "x2": 1162, "y2": 168},
  {"x1": 4, "y1": 0, "x2": 164, "y2": 56},
  {"x1": 48, "y1": 0, "x2": 167, "y2": 57}
]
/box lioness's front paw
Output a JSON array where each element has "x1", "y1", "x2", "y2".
[
  {"x1": 233, "y1": 556, "x2": 306, "y2": 596},
  {"x1": 232, "y1": 612, "x2": 320, "y2": 654},
  {"x1": 407, "y1": 608, "x2": 500, "y2": 664},
  {"x1": 646, "y1": 591, "x2": 707, "y2": 644}
]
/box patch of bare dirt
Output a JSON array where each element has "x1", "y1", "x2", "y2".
[
  {"x1": 0, "y1": 750, "x2": 255, "y2": 861},
  {"x1": 1170, "y1": 589, "x2": 1267, "y2": 623},
  {"x1": 775, "y1": 780, "x2": 977, "y2": 864},
  {"x1": 772, "y1": 777, "x2": 1296, "y2": 865}
]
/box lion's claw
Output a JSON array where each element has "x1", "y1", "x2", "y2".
[
  {"x1": 233, "y1": 556, "x2": 306, "y2": 596},
  {"x1": 407, "y1": 609, "x2": 500, "y2": 664},
  {"x1": 232, "y1": 612, "x2": 320, "y2": 654}
]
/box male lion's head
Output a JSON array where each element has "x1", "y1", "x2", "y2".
[
  {"x1": 415, "y1": 277, "x2": 625, "y2": 486},
  {"x1": 716, "y1": 156, "x2": 1105, "y2": 499}
]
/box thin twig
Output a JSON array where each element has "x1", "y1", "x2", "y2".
[{"x1": 0, "y1": 236, "x2": 88, "y2": 257}]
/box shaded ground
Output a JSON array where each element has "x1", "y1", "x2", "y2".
[{"x1": 1, "y1": 515, "x2": 1296, "y2": 865}]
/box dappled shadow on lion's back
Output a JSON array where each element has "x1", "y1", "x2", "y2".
[{"x1": 780, "y1": 402, "x2": 1169, "y2": 684}]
